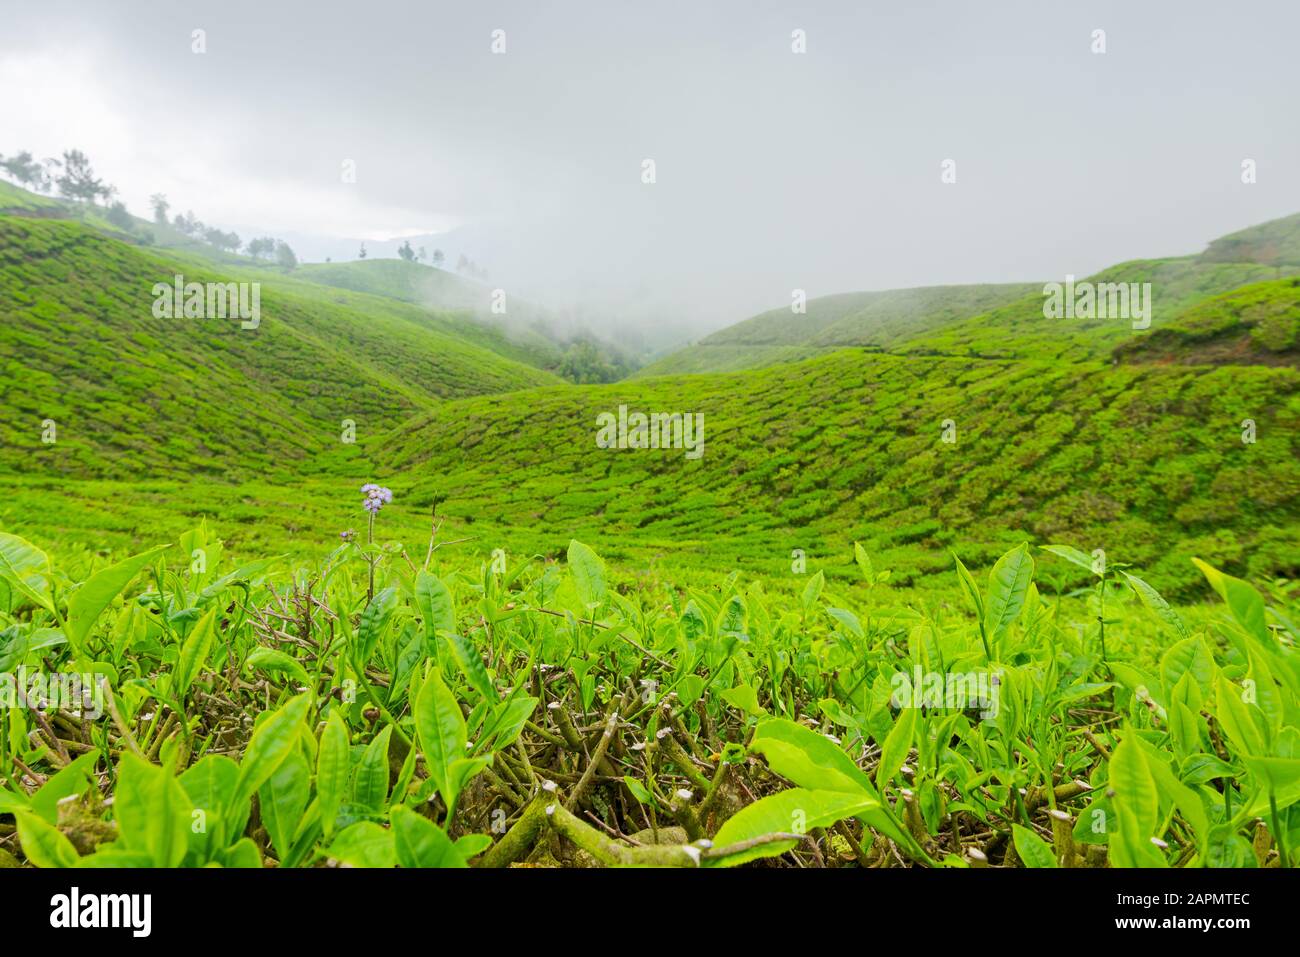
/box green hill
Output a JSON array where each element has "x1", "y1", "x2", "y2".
[
  {"x1": 297, "y1": 258, "x2": 483, "y2": 306},
  {"x1": 295, "y1": 258, "x2": 564, "y2": 368},
  {"x1": 1200, "y1": 211, "x2": 1300, "y2": 268},
  {"x1": 0, "y1": 214, "x2": 559, "y2": 481},
  {"x1": 899, "y1": 258, "x2": 1285, "y2": 361},
  {"x1": 1, "y1": 189, "x2": 1297, "y2": 600},
  {"x1": 637, "y1": 283, "x2": 1038, "y2": 377},
  {"x1": 0, "y1": 179, "x2": 257, "y2": 265},
  {"x1": 0, "y1": 179, "x2": 64, "y2": 213},
  {"x1": 645, "y1": 216, "x2": 1300, "y2": 376},
  {"x1": 311, "y1": 348, "x2": 1299, "y2": 596},
  {"x1": 0, "y1": 180, "x2": 626, "y2": 381},
  {"x1": 1115, "y1": 276, "x2": 1300, "y2": 366}
]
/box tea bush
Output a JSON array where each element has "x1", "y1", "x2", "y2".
[{"x1": 2, "y1": 517, "x2": 1296, "y2": 869}]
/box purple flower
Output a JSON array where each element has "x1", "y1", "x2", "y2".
[{"x1": 361, "y1": 483, "x2": 393, "y2": 514}]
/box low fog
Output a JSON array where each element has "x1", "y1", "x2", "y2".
[{"x1": 4, "y1": 0, "x2": 1300, "y2": 349}]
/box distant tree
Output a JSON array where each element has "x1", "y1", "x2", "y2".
[
  {"x1": 553, "y1": 336, "x2": 633, "y2": 384},
  {"x1": 149, "y1": 193, "x2": 170, "y2": 224},
  {"x1": 417, "y1": 246, "x2": 427, "y2": 263},
  {"x1": 432, "y1": 249, "x2": 445, "y2": 268},
  {"x1": 105, "y1": 200, "x2": 135, "y2": 231},
  {"x1": 0, "y1": 151, "x2": 50, "y2": 192},
  {"x1": 398, "y1": 240, "x2": 416, "y2": 262},
  {"x1": 174, "y1": 210, "x2": 204, "y2": 236},
  {"x1": 203, "y1": 227, "x2": 241, "y2": 253},
  {"x1": 276, "y1": 240, "x2": 298, "y2": 271},
  {"x1": 358, "y1": 242, "x2": 367, "y2": 260},
  {"x1": 325, "y1": 256, "x2": 332, "y2": 263},
  {"x1": 453, "y1": 255, "x2": 487, "y2": 280},
  {"x1": 52, "y1": 150, "x2": 113, "y2": 204},
  {"x1": 246, "y1": 236, "x2": 277, "y2": 260}
]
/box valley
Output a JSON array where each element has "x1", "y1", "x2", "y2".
[{"x1": 1, "y1": 176, "x2": 1297, "y2": 875}]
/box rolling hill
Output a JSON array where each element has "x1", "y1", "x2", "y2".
[
  {"x1": 1, "y1": 182, "x2": 1296, "y2": 599},
  {"x1": 1115, "y1": 276, "x2": 1300, "y2": 366},
  {"x1": 1200, "y1": 211, "x2": 1300, "y2": 269},
  {"x1": 0, "y1": 179, "x2": 64, "y2": 214},
  {"x1": 297, "y1": 257, "x2": 485, "y2": 306},
  {"x1": 294, "y1": 258, "x2": 565, "y2": 367},
  {"x1": 636, "y1": 283, "x2": 1039, "y2": 377},
  {"x1": 310, "y1": 347, "x2": 1300, "y2": 596},
  {"x1": 0, "y1": 180, "x2": 621, "y2": 379},
  {"x1": 898, "y1": 258, "x2": 1285, "y2": 362},
  {"x1": 0, "y1": 179, "x2": 256, "y2": 266},
  {"x1": 643, "y1": 215, "x2": 1300, "y2": 376},
  {"x1": 0, "y1": 213, "x2": 560, "y2": 481}
]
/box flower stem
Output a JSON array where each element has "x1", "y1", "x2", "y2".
[{"x1": 367, "y1": 511, "x2": 375, "y2": 603}]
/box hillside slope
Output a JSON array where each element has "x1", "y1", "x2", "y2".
[
  {"x1": 318, "y1": 349, "x2": 1299, "y2": 595},
  {"x1": 0, "y1": 215, "x2": 559, "y2": 480},
  {"x1": 0, "y1": 180, "x2": 63, "y2": 213},
  {"x1": 295, "y1": 259, "x2": 564, "y2": 368},
  {"x1": 645, "y1": 214, "x2": 1300, "y2": 376},
  {"x1": 1200, "y1": 212, "x2": 1300, "y2": 268},
  {"x1": 297, "y1": 257, "x2": 485, "y2": 308},
  {"x1": 900, "y1": 258, "x2": 1285, "y2": 361},
  {"x1": 1115, "y1": 276, "x2": 1300, "y2": 366},
  {"x1": 637, "y1": 283, "x2": 1038, "y2": 377},
  {"x1": 0, "y1": 180, "x2": 571, "y2": 372},
  {"x1": 0, "y1": 179, "x2": 257, "y2": 266}
]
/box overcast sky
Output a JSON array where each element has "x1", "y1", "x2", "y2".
[{"x1": 4, "y1": 0, "x2": 1299, "y2": 337}]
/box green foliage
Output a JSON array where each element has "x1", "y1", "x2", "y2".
[
  {"x1": 1, "y1": 178, "x2": 1298, "y2": 871},
  {"x1": 637, "y1": 283, "x2": 1039, "y2": 377},
  {"x1": 0, "y1": 529, "x2": 1294, "y2": 870},
  {"x1": 306, "y1": 349, "x2": 1297, "y2": 597},
  {"x1": 1201, "y1": 212, "x2": 1300, "y2": 269},
  {"x1": 1116, "y1": 277, "x2": 1300, "y2": 365},
  {"x1": 552, "y1": 337, "x2": 634, "y2": 384},
  {"x1": 0, "y1": 212, "x2": 558, "y2": 480},
  {"x1": 0, "y1": 190, "x2": 1295, "y2": 601}
]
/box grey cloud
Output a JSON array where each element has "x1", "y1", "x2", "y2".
[{"x1": 4, "y1": 0, "x2": 1298, "y2": 344}]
